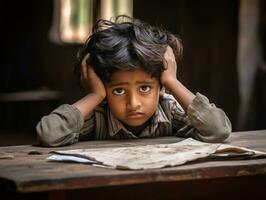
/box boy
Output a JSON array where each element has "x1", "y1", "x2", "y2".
[{"x1": 37, "y1": 15, "x2": 231, "y2": 147}]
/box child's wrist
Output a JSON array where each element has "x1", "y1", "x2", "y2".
[
  {"x1": 162, "y1": 78, "x2": 179, "y2": 90},
  {"x1": 89, "y1": 92, "x2": 106, "y2": 103}
]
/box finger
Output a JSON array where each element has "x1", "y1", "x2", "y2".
[
  {"x1": 81, "y1": 54, "x2": 90, "y2": 81},
  {"x1": 165, "y1": 46, "x2": 176, "y2": 63},
  {"x1": 164, "y1": 46, "x2": 173, "y2": 57},
  {"x1": 163, "y1": 47, "x2": 170, "y2": 68},
  {"x1": 87, "y1": 66, "x2": 94, "y2": 76}
]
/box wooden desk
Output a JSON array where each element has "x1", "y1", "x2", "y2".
[{"x1": 1, "y1": 130, "x2": 266, "y2": 200}]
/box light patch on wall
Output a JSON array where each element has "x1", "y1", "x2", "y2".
[
  {"x1": 49, "y1": 0, "x2": 93, "y2": 44},
  {"x1": 100, "y1": 0, "x2": 133, "y2": 20},
  {"x1": 49, "y1": 0, "x2": 133, "y2": 44}
]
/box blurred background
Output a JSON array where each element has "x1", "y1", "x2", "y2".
[{"x1": 0, "y1": 0, "x2": 266, "y2": 146}]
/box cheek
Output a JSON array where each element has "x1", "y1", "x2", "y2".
[
  {"x1": 144, "y1": 89, "x2": 160, "y2": 113},
  {"x1": 106, "y1": 92, "x2": 125, "y2": 117}
]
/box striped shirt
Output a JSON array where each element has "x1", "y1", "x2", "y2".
[{"x1": 37, "y1": 92, "x2": 232, "y2": 147}]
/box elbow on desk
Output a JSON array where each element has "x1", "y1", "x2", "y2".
[
  {"x1": 214, "y1": 115, "x2": 232, "y2": 142},
  {"x1": 36, "y1": 117, "x2": 66, "y2": 147},
  {"x1": 36, "y1": 117, "x2": 79, "y2": 147},
  {"x1": 210, "y1": 127, "x2": 231, "y2": 143},
  {"x1": 202, "y1": 107, "x2": 233, "y2": 143},
  {"x1": 199, "y1": 120, "x2": 232, "y2": 143},
  {"x1": 36, "y1": 120, "x2": 57, "y2": 147}
]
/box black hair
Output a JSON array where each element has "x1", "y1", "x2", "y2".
[{"x1": 74, "y1": 15, "x2": 183, "y2": 83}]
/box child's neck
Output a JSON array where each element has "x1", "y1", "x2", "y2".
[{"x1": 123, "y1": 120, "x2": 150, "y2": 136}]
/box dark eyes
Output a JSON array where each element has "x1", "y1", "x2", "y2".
[
  {"x1": 112, "y1": 88, "x2": 125, "y2": 95},
  {"x1": 112, "y1": 85, "x2": 152, "y2": 96},
  {"x1": 139, "y1": 85, "x2": 151, "y2": 93}
]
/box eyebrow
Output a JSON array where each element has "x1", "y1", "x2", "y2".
[{"x1": 108, "y1": 81, "x2": 155, "y2": 87}]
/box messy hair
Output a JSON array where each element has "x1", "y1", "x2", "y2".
[{"x1": 74, "y1": 15, "x2": 183, "y2": 83}]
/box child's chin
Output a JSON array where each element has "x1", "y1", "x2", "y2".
[{"x1": 122, "y1": 119, "x2": 149, "y2": 128}]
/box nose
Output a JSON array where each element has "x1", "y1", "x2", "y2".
[{"x1": 127, "y1": 92, "x2": 141, "y2": 110}]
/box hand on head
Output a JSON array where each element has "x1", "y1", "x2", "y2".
[
  {"x1": 81, "y1": 54, "x2": 106, "y2": 99},
  {"x1": 160, "y1": 46, "x2": 178, "y2": 87}
]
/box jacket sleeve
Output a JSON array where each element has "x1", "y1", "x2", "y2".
[
  {"x1": 36, "y1": 104, "x2": 84, "y2": 147},
  {"x1": 175, "y1": 93, "x2": 232, "y2": 143}
]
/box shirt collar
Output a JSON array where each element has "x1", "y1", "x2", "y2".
[{"x1": 107, "y1": 103, "x2": 170, "y2": 137}]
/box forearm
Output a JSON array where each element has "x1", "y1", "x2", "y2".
[
  {"x1": 164, "y1": 78, "x2": 195, "y2": 112},
  {"x1": 186, "y1": 93, "x2": 232, "y2": 142},
  {"x1": 36, "y1": 104, "x2": 83, "y2": 147},
  {"x1": 36, "y1": 94, "x2": 100, "y2": 147},
  {"x1": 73, "y1": 93, "x2": 104, "y2": 117}
]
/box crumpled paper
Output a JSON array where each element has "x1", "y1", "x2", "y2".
[{"x1": 48, "y1": 138, "x2": 266, "y2": 170}]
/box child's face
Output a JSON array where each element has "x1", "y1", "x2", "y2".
[{"x1": 105, "y1": 68, "x2": 160, "y2": 129}]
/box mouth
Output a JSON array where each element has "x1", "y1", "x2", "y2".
[{"x1": 126, "y1": 112, "x2": 145, "y2": 119}]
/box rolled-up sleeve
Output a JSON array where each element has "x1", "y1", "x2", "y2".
[
  {"x1": 36, "y1": 104, "x2": 84, "y2": 147},
  {"x1": 186, "y1": 93, "x2": 232, "y2": 143}
]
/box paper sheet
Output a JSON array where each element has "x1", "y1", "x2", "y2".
[{"x1": 47, "y1": 138, "x2": 266, "y2": 170}]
